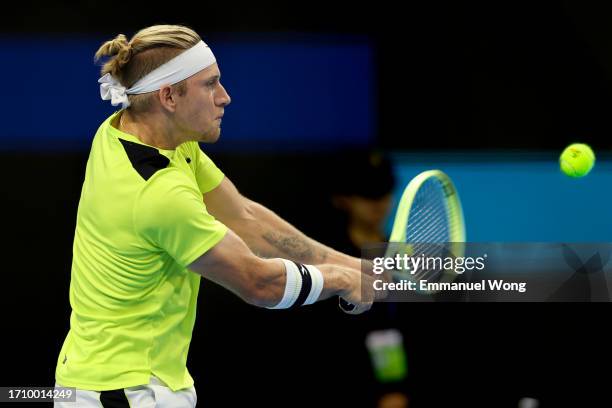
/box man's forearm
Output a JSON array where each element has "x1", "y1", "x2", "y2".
[
  {"x1": 261, "y1": 229, "x2": 361, "y2": 269},
  {"x1": 232, "y1": 200, "x2": 361, "y2": 270}
]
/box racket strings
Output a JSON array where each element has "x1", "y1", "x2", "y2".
[
  {"x1": 406, "y1": 179, "x2": 451, "y2": 281},
  {"x1": 407, "y1": 183, "x2": 449, "y2": 242}
]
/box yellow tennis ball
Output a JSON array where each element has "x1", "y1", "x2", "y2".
[{"x1": 559, "y1": 143, "x2": 595, "y2": 178}]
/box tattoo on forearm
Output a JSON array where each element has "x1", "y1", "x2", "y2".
[{"x1": 262, "y1": 231, "x2": 328, "y2": 263}]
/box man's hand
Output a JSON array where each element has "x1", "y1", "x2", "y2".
[
  {"x1": 339, "y1": 259, "x2": 392, "y2": 314},
  {"x1": 329, "y1": 265, "x2": 388, "y2": 315}
]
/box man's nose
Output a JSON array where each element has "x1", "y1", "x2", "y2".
[{"x1": 218, "y1": 84, "x2": 231, "y2": 107}]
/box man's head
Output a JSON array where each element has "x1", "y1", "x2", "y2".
[
  {"x1": 331, "y1": 150, "x2": 396, "y2": 231},
  {"x1": 95, "y1": 25, "x2": 231, "y2": 143}
]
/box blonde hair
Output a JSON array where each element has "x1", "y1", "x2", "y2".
[{"x1": 95, "y1": 25, "x2": 201, "y2": 111}]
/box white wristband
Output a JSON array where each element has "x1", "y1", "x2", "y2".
[
  {"x1": 267, "y1": 259, "x2": 302, "y2": 309},
  {"x1": 303, "y1": 265, "x2": 324, "y2": 305},
  {"x1": 266, "y1": 260, "x2": 324, "y2": 309}
]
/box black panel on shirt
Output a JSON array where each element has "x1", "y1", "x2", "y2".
[
  {"x1": 100, "y1": 389, "x2": 131, "y2": 407},
  {"x1": 119, "y1": 138, "x2": 170, "y2": 181}
]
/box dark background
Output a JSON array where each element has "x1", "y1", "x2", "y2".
[
  {"x1": 6, "y1": 1, "x2": 612, "y2": 150},
  {"x1": 3, "y1": 1, "x2": 612, "y2": 407}
]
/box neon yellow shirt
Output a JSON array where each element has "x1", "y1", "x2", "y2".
[{"x1": 55, "y1": 111, "x2": 228, "y2": 391}]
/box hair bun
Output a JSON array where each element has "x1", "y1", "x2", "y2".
[
  {"x1": 94, "y1": 33, "x2": 133, "y2": 77},
  {"x1": 109, "y1": 34, "x2": 132, "y2": 66}
]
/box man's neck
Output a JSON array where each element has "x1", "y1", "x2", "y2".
[{"x1": 117, "y1": 110, "x2": 181, "y2": 150}]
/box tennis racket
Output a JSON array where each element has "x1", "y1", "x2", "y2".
[
  {"x1": 385, "y1": 169, "x2": 465, "y2": 289},
  {"x1": 340, "y1": 169, "x2": 466, "y2": 311}
]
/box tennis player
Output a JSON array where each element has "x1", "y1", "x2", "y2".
[{"x1": 54, "y1": 24, "x2": 377, "y2": 407}]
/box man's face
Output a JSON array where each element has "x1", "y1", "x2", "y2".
[
  {"x1": 336, "y1": 193, "x2": 394, "y2": 230},
  {"x1": 173, "y1": 63, "x2": 231, "y2": 143}
]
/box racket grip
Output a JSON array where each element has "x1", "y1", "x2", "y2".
[{"x1": 338, "y1": 297, "x2": 355, "y2": 312}]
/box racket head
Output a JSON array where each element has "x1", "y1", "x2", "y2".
[{"x1": 385, "y1": 170, "x2": 466, "y2": 291}]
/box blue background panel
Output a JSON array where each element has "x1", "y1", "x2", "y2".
[
  {"x1": 0, "y1": 34, "x2": 375, "y2": 151},
  {"x1": 391, "y1": 153, "x2": 611, "y2": 242}
]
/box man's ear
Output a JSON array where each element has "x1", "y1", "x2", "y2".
[{"x1": 157, "y1": 85, "x2": 178, "y2": 112}]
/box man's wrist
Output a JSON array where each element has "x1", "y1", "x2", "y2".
[
  {"x1": 317, "y1": 264, "x2": 350, "y2": 300},
  {"x1": 327, "y1": 251, "x2": 362, "y2": 271}
]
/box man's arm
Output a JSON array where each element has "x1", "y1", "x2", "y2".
[
  {"x1": 187, "y1": 228, "x2": 373, "y2": 313},
  {"x1": 203, "y1": 177, "x2": 362, "y2": 270}
]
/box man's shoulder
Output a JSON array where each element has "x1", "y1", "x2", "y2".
[{"x1": 138, "y1": 165, "x2": 199, "y2": 203}]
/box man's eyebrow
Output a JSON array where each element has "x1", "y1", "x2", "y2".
[{"x1": 204, "y1": 75, "x2": 221, "y2": 83}]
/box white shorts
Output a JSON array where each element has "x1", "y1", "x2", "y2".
[{"x1": 54, "y1": 376, "x2": 197, "y2": 407}]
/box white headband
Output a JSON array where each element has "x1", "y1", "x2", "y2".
[{"x1": 98, "y1": 40, "x2": 216, "y2": 108}]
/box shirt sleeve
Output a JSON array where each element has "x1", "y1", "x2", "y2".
[
  {"x1": 134, "y1": 171, "x2": 228, "y2": 268},
  {"x1": 193, "y1": 143, "x2": 225, "y2": 194}
]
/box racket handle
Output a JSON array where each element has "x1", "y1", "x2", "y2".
[{"x1": 339, "y1": 297, "x2": 355, "y2": 312}]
